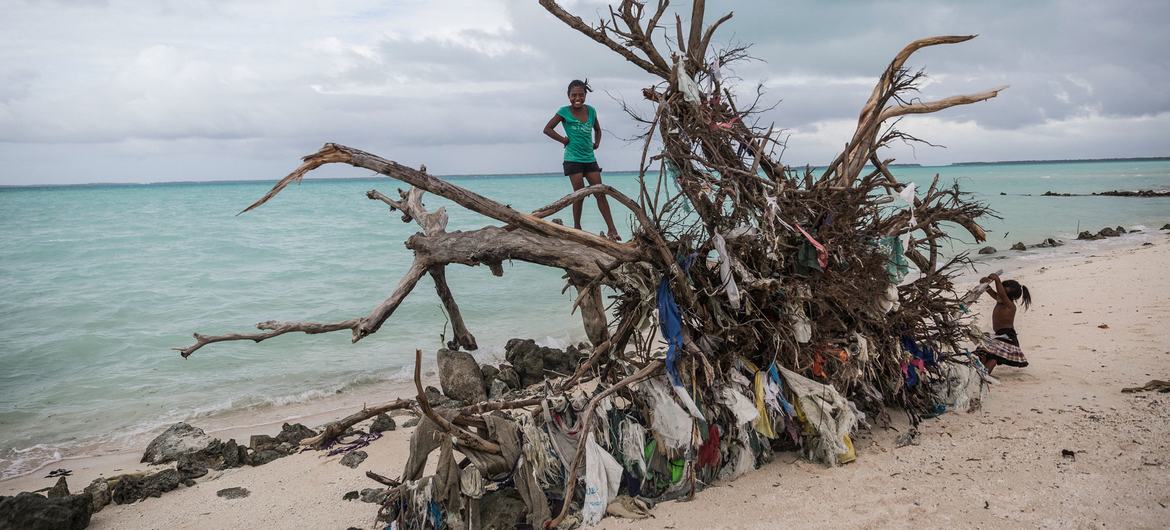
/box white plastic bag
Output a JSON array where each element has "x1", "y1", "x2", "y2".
[
  {"x1": 712, "y1": 233, "x2": 742, "y2": 309},
  {"x1": 582, "y1": 432, "x2": 623, "y2": 526},
  {"x1": 675, "y1": 58, "x2": 702, "y2": 105},
  {"x1": 787, "y1": 302, "x2": 812, "y2": 343},
  {"x1": 876, "y1": 284, "x2": 900, "y2": 314},
  {"x1": 897, "y1": 182, "x2": 918, "y2": 228}
]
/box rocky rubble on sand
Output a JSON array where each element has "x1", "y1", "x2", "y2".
[
  {"x1": 0, "y1": 420, "x2": 325, "y2": 521},
  {"x1": 0, "y1": 486, "x2": 92, "y2": 530},
  {"x1": 435, "y1": 338, "x2": 591, "y2": 404},
  {"x1": 1077, "y1": 225, "x2": 1132, "y2": 240}
]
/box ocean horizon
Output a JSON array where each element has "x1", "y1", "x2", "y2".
[
  {"x1": 1, "y1": 158, "x2": 1168, "y2": 480},
  {"x1": 2, "y1": 155, "x2": 1167, "y2": 189}
]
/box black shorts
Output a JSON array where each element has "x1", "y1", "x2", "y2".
[{"x1": 563, "y1": 161, "x2": 602, "y2": 175}]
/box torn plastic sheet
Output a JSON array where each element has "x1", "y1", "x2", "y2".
[
  {"x1": 853, "y1": 332, "x2": 871, "y2": 363},
  {"x1": 639, "y1": 377, "x2": 694, "y2": 451},
  {"x1": 715, "y1": 386, "x2": 759, "y2": 426},
  {"x1": 779, "y1": 366, "x2": 858, "y2": 466},
  {"x1": 711, "y1": 233, "x2": 742, "y2": 309},
  {"x1": 618, "y1": 417, "x2": 649, "y2": 476},
  {"x1": 959, "y1": 268, "x2": 1004, "y2": 306},
  {"x1": 765, "y1": 362, "x2": 797, "y2": 417}
]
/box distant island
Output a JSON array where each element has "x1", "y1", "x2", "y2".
[{"x1": 952, "y1": 156, "x2": 1170, "y2": 166}]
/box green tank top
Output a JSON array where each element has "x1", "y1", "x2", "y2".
[{"x1": 556, "y1": 105, "x2": 597, "y2": 163}]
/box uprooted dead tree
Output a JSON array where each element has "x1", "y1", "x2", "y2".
[{"x1": 178, "y1": 1, "x2": 1006, "y2": 527}]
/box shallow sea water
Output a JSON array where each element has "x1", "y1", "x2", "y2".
[{"x1": 0, "y1": 159, "x2": 1167, "y2": 478}]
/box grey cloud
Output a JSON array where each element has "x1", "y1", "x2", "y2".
[
  {"x1": 0, "y1": 68, "x2": 37, "y2": 103},
  {"x1": 704, "y1": 0, "x2": 1170, "y2": 131},
  {"x1": 0, "y1": 0, "x2": 1168, "y2": 185}
]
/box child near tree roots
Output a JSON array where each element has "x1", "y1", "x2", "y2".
[{"x1": 974, "y1": 273, "x2": 1032, "y2": 373}]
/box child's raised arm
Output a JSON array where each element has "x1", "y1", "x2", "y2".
[
  {"x1": 543, "y1": 114, "x2": 568, "y2": 146},
  {"x1": 986, "y1": 273, "x2": 1012, "y2": 305}
]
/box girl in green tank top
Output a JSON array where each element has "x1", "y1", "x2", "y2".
[{"x1": 543, "y1": 79, "x2": 622, "y2": 241}]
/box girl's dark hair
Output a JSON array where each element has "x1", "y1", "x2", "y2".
[
  {"x1": 567, "y1": 79, "x2": 592, "y2": 94},
  {"x1": 1002, "y1": 280, "x2": 1032, "y2": 310}
]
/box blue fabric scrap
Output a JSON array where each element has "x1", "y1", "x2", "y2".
[
  {"x1": 657, "y1": 277, "x2": 685, "y2": 386},
  {"x1": 901, "y1": 335, "x2": 938, "y2": 367},
  {"x1": 766, "y1": 361, "x2": 796, "y2": 416},
  {"x1": 428, "y1": 500, "x2": 443, "y2": 528}
]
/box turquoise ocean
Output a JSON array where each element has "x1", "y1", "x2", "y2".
[{"x1": 1, "y1": 159, "x2": 1168, "y2": 479}]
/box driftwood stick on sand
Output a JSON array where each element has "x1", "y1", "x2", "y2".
[{"x1": 300, "y1": 398, "x2": 415, "y2": 448}]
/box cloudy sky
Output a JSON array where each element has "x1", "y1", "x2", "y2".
[{"x1": 2, "y1": 0, "x2": 1168, "y2": 185}]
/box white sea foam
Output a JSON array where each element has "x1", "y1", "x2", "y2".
[{"x1": 0, "y1": 445, "x2": 64, "y2": 480}]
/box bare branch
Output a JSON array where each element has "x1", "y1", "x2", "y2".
[
  {"x1": 879, "y1": 86, "x2": 1008, "y2": 121},
  {"x1": 699, "y1": 12, "x2": 734, "y2": 65},
  {"x1": 429, "y1": 265, "x2": 477, "y2": 350},
  {"x1": 244, "y1": 144, "x2": 641, "y2": 262},
  {"x1": 176, "y1": 318, "x2": 360, "y2": 359},
  {"x1": 686, "y1": 0, "x2": 705, "y2": 63},
  {"x1": 366, "y1": 187, "x2": 448, "y2": 236},
  {"x1": 538, "y1": 0, "x2": 669, "y2": 77},
  {"x1": 354, "y1": 258, "x2": 431, "y2": 340}
]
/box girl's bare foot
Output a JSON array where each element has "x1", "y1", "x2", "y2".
[{"x1": 607, "y1": 230, "x2": 622, "y2": 242}]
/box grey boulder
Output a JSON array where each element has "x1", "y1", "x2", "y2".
[
  {"x1": 83, "y1": 478, "x2": 111, "y2": 513},
  {"x1": 437, "y1": 348, "x2": 486, "y2": 403},
  {"x1": 489, "y1": 379, "x2": 510, "y2": 400},
  {"x1": 339, "y1": 450, "x2": 368, "y2": 469},
  {"x1": 359, "y1": 487, "x2": 389, "y2": 504},
  {"x1": 370, "y1": 413, "x2": 396, "y2": 433},
  {"x1": 496, "y1": 364, "x2": 521, "y2": 390},
  {"x1": 216, "y1": 487, "x2": 250, "y2": 499},
  {"x1": 140, "y1": 423, "x2": 217, "y2": 465}
]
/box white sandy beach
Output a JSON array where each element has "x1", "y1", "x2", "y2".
[{"x1": 4, "y1": 232, "x2": 1169, "y2": 529}]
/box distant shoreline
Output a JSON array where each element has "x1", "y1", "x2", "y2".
[
  {"x1": 2, "y1": 156, "x2": 1167, "y2": 189},
  {"x1": 951, "y1": 156, "x2": 1170, "y2": 166}
]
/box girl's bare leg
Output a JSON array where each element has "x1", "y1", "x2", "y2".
[
  {"x1": 584, "y1": 171, "x2": 620, "y2": 240},
  {"x1": 568, "y1": 172, "x2": 586, "y2": 229}
]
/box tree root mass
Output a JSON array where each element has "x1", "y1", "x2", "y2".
[{"x1": 178, "y1": 2, "x2": 1004, "y2": 528}]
